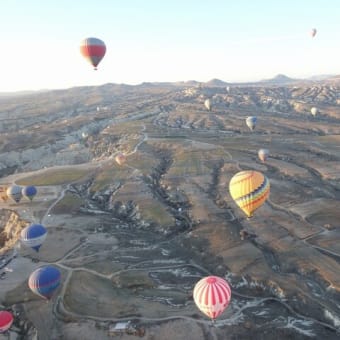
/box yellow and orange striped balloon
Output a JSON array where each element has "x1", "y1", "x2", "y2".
[{"x1": 229, "y1": 170, "x2": 270, "y2": 218}]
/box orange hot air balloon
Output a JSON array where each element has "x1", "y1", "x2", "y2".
[
  {"x1": 80, "y1": 37, "x2": 106, "y2": 70},
  {"x1": 229, "y1": 170, "x2": 270, "y2": 218},
  {"x1": 115, "y1": 153, "x2": 126, "y2": 166},
  {"x1": 193, "y1": 276, "x2": 231, "y2": 321},
  {"x1": 258, "y1": 148, "x2": 269, "y2": 163}
]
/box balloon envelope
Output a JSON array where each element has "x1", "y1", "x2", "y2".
[
  {"x1": 21, "y1": 224, "x2": 47, "y2": 252},
  {"x1": 258, "y1": 149, "x2": 269, "y2": 162},
  {"x1": 229, "y1": 170, "x2": 270, "y2": 218},
  {"x1": 311, "y1": 28, "x2": 317, "y2": 37},
  {"x1": 311, "y1": 107, "x2": 318, "y2": 116},
  {"x1": 204, "y1": 99, "x2": 212, "y2": 111},
  {"x1": 28, "y1": 266, "x2": 61, "y2": 300},
  {"x1": 0, "y1": 311, "x2": 13, "y2": 333},
  {"x1": 6, "y1": 185, "x2": 22, "y2": 203},
  {"x1": 22, "y1": 185, "x2": 37, "y2": 201},
  {"x1": 115, "y1": 153, "x2": 126, "y2": 166},
  {"x1": 80, "y1": 37, "x2": 106, "y2": 70},
  {"x1": 246, "y1": 116, "x2": 257, "y2": 130},
  {"x1": 193, "y1": 276, "x2": 231, "y2": 320}
]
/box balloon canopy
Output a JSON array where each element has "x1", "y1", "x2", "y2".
[
  {"x1": 258, "y1": 148, "x2": 269, "y2": 163},
  {"x1": 22, "y1": 185, "x2": 37, "y2": 201},
  {"x1": 311, "y1": 107, "x2": 318, "y2": 116},
  {"x1": 246, "y1": 116, "x2": 257, "y2": 130},
  {"x1": 80, "y1": 37, "x2": 106, "y2": 70},
  {"x1": 193, "y1": 276, "x2": 231, "y2": 320},
  {"x1": 28, "y1": 266, "x2": 61, "y2": 300},
  {"x1": 6, "y1": 185, "x2": 22, "y2": 203},
  {"x1": 115, "y1": 153, "x2": 126, "y2": 166},
  {"x1": 21, "y1": 224, "x2": 47, "y2": 252},
  {"x1": 204, "y1": 99, "x2": 212, "y2": 111},
  {"x1": 0, "y1": 311, "x2": 13, "y2": 333},
  {"x1": 229, "y1": 170, "x2": 270, "y2": 218}
]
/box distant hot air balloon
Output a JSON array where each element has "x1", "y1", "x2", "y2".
[
  {"x1": 80, "y1": 37, "x2": 106, "y2": 70},
  {"x1": 115, "y1": 153, "x2": 126, "y2": 166},
  {"x1": 193, "y1": 276, "x2": 231, "y2": 321},
  {"x1": 28, "y1": 266, "x2": 61, "y2": 300},
  {"x1": 258, "y1": 148, "x2": 269, "y2": 163},
  {"x1": 21, "y1": 224, "x2": 47, "y2": 252},
  {"x1": 22, "y1": 185, "x2": 37, "y2": 201},
  {"x1": 246, "y1": 116, "x2": 257, "y2": 131},
  {"x1": 204, "y1": 99, "x2": 212, "y2": 111},
  {"x1": 229, "y1": 170, "x2": 270, "y2": 218},
  {"x1": 310, "y1": 28, "x2": 317, "y2": 38},
  {"x1": 311, "y1": 107, "x2": 318, "y2": 116},
  {"x1": 6, "y1": 185, "x2": 22, "y2": 203},
  {"x1": 0, "y1": 311, "x2": 13, "y2": 333}
]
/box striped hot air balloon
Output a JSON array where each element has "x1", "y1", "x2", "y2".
[
  {"x1": 0, "y1": 311, "x2": 13, "y2": 333},
  {"x1": 80, "y1": 37, "x2": 106, "y2": 70},
  {"x1": 22, "y1": 185, "x2": 37, "y2": 201},
  {"x1": 28, "y1": 266, "x2": 61, "y2": 300},
  {"x1": 229, "y1": 170, "x2": 270, "y2": 218},
  {"x1": 193, "y1": 276, "x2": 231, "y2": 321},
  {"x1": 21, "y1": 224, "x2": 47, "y2": 252}
]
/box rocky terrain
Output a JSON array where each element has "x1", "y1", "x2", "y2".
[{"x1": 0, "y1": 78, "x2": 340, "y2": 339}]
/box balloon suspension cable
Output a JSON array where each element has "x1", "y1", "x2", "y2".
[{"x1": 210, "y1": 319, "x2": 216, "y2": 327}]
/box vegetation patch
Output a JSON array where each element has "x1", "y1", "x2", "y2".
[
  {"x1": 52, "y1": 192, "x2": 84, "y2": 214},
  {"x1": 17, "y1": 168, "x2": 92, "y2": 186}
]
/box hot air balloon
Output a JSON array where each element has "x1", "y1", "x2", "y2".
[
  {"x1": 80, "y1": 37, "x2": 106, "y2": 70},
  {"x1": 311, "y1": 107, "x2": 318, "y2": 116},
  {"x1": 28, "y1": 266, "x2": 61, "y2": 300},
  {"x1": 310, "y1": 28, "x2": 317, "y2": 38},
  {"x1": 246, "y1": 116, "x2": 257, "y2": 130},
  {"x1": 193, "y1": 276, "x2": 231, "y2": 321},
  {"x1": 22, "y1": 185, "x2": 37, "y2": 201},
  {"x1": 6, "y1": 185, "x2": 22, "y2": 203},
  {"x1": 21, "y1": 224, "x2": 47, "y2": 252},
  {"x1": 204, "y1": 99, "x2": 212, "y2": 111},
  {"x1": 115, "y1": 153, "x2": 126, "y2": 166},
  {"x1": 229, "y1": 170, "x2": 270, "y2": 218},
  {"x1": 0, "y1": 311, "x2": 13, "y2": 333},
  {"x1": 258, "y1": 148, "x2": 269, "y2": 163}
]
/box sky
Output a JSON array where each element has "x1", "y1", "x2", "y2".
[{"x1": 1, "y1": 0, "x2": 340, "y2": 91}]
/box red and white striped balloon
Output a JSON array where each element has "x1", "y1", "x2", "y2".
[
  {"x1": 0, "y1": 311, "x2": 13, "y2": 333},
  {"x1": 193, "y1": 276, "x2": 231, "y2": 320}
]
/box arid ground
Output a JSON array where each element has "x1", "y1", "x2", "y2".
[{"x1": 0, "y1": 80, "x2": 340, "y2": 339}]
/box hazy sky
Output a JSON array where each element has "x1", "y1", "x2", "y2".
[{"x1": 1, "y1": 0, "x2": 340, "y2": 91}]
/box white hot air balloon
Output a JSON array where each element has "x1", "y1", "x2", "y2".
[{"x1": 311, "y1": 107, "x2": 318, "y2": 116}]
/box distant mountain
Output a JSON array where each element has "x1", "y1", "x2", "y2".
[
  {"x1": 260, "y1": 74, "x2": 299, "y2": 84},
  {"x1": 0, "y1": 89, "x2": 50, "y2": 97},
  {"x1": 307, "y1": 74, "x2": 336, "y2": 81},
  {"x1": 205, "y1": 78, "x2": 230, "y2": 87}
]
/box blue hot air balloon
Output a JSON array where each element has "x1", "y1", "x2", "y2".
[
  {"x1": 20, "y1": 224, "x2": 47, "y2": 252},
  {"x1": 22, "y1": 186, "x2": 37, "y2": 201},
  {"x1": 28, "y1": 266, "x2": 61, "y2": 300},
  {"x1": 246, "y1": 116, "x2": 257, "y2": 131}
]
